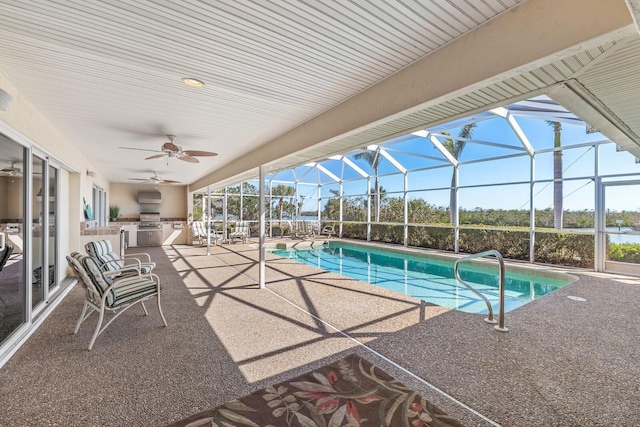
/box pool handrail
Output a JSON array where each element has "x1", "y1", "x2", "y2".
[{"x1": 453, "y1": 249, "x2": 508, "y2": 332}]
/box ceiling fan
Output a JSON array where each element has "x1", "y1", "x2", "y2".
[
  {"x1": 0, "y1": 161, "x2": 22, "y2": 177},
  {"x1": 119, "y1": 135, "x2": 217, "y2": 164},
  {"x1": 128, "y1": 172, "x2": 180, "y2": 185}
]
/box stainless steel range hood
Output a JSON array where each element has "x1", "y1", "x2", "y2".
[{"x1": 138, "y1": 191, "x2": 161, "y2": 204}]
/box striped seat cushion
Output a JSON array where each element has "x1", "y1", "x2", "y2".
[
  {"x1": 67, "y1": 252, "x2": 102, "y2": 300},
  {"x1": 71, "y1": 252, "x2": 116, "y2": 307},
  {"x1": 110, "y1": 276, "x2": 160, "y2": 308},
  {"x1": 85, "y1": 240, "x2": 123, "y2": 271}
]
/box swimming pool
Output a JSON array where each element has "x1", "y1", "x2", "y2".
[{"x1": 270, "y1": 242, "x2": 575, "y2": 314}]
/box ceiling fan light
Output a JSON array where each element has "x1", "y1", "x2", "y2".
[{"x1": 182, "y1": 77, "x2": 205, "y2": 88}]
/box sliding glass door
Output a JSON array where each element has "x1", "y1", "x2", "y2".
[
  {"x1": 0, "y1": 136, "x2": 26, "y2": 345},
  {"x1": 48, "y1": 165, "x2": 58, "y2": 293},
  {"x1": 0, "y1": 135, "x2": 60, "y2": 347},
  {"x1": 32, "y1": 155, "x2": 45, "y2": 309}
]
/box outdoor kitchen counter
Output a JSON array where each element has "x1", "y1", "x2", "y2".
[
  {"x1": 79, "y1": 225, "x2": 122, "y2": 253},
  {"x1": 109, "y1": 220, "x2": 187, "y2": 247},
  {"x1": 80, "y1": 225, "x2": 121, "y2": 236}
]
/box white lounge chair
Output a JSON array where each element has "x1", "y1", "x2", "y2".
[
  {"x1": 191, "y1": 221, "x2": 223, "y2": 245},
  {"x1": 229, "y1": 221, "x2": 250, "y2": 243}
]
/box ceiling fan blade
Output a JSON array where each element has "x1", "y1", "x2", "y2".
[
  {"x1": 177, "y1": 154, "x2": 199, "y2": 163},
  {"x1": 162, "y1": 142, "x2": 180, "y2": 152},
  {"x1": 145, "y1": 154, "x2": 167, "y2": 160},
  {"x1": 128, "y1": 178, "x2": 150, "y2": 182},
  {"x1": 119, "y1": 147, "x2": 163, "y2": 153},
  {"x1": 183, "y1": 150, "x2": 218, "y2": 157},
  {"x1": 160, "y1": 179, "x2": 181, "y2": 184}
]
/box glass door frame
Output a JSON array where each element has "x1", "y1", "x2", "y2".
[
  {"x1": 596, "y1": 179, "x2": 640, "y2": 275},
  {"x1": 0, "y1": 139, "x2": 62, "y2": 336},
  {"x1": 30, "y1": 148, "x2": 60, "y2": 317},
  {"x1": 0, "y1": 122, "x2": 72, "y2": 367}
]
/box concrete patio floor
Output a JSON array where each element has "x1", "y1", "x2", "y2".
[{"x1": 0, "y1": 240, "x2": 639, "y2": 426}]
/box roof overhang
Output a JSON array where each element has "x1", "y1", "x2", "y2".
[{"x1": 191, "y1": 0, "x2": 636, "y2": 191}]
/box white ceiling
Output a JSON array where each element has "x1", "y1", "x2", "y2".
[{"x1": 0, "y1": 0, "x2": 524, "y2": 185}]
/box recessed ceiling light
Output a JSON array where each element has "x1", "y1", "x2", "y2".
[{"x1": 182, "y1": 77, "x2": 205, "y2": 88}]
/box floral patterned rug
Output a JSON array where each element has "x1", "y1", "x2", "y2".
[{"x1": 166, "y1": 353, "x2": 464, "y2": 427}]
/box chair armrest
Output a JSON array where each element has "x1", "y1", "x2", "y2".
[
  {"x1": 101, "y1": 258, "x2": 142, "y2": 271},
  {"x1": 120, "y1": 258, "x2": 143, "y2": 270},
  {"x1": 103, "y1": 265, "x2": 141, "y2": 278},
  {"x1": 124, "y1": 252, "x2": 152, "y2": 262}
]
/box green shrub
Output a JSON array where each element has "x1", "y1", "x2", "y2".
[
  {"x1": 336, "y1": 221, "x2": 597, "y2": 268},
  {"x1": 370, "y1": 224, "x2": 404, "y2": 244},
  {"x1": 534, "y1": 233, "x2": 594, "y2": 268},
  {"x1": 341, "y1": 223, "x2": 367, "y2": 240},
  {"x1": 609, "y1": 242, "x2": 640, "y2": 263},
  {"x1": 407, "y1": 226, "x2": 455, "y2": 251},
  {"x1": 459, "y1": 228, "x2": 530, "y2": 260}
]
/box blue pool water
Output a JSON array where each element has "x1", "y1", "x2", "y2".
[{"x1": 271, "y1": 242, "x2": 574, "y2": 314}]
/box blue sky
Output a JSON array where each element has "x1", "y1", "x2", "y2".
[
  {"x1": 239, "y1": 95, "x2": 640, "y2": 216},
  {"x1": 271, "y1": 113, "x2": 640, "y2": 213}
]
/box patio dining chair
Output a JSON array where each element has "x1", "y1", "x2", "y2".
[
  {"x1": 85, "y1": 239, "x2": 155, "y2": 277},
  {"x1": 191, "y1": 221, "x2": 205, "y2": 245},
  {"x1": 309, "y1": 221, "x2": 321, "y2": 237},
  {"x1": 191, "y1": 221, "x2": 223, "y2": 245},
  {"x1": 67, "y1": 252, "x2": 167, "y2": 350},
  {"x1": 320, "y1": 224, "x2": 336, "y2": 238},
  {"x1": 229, "y1": 221, "x2": 250, "y2": 243},
  {"x1": 294, "y1": 221, "x2": 319, "y2": 238}
]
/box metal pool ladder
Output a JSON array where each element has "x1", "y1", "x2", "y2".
[{"x1": 454, "y1": 250, "x2": 508, "y2": 332}]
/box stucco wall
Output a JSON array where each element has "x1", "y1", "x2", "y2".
[
  {"x1": 0, "y1": 68, "x2": 106, "y2": 253},
  {"x1": 109, "y1": 182, "x2": 187, "y2": 219}
]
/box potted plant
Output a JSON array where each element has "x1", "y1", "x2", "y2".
[{"x1": 109, "y1": 205, "x2": 120, "y2": 222}]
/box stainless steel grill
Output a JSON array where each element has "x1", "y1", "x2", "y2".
[
  {"x1": 139, "y1": 212, "x2": 161, "y2": 229},
  {"x1": 138, "y1": 212, "x2": 162, "y2": 246}
]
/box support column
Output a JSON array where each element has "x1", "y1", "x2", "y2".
[
  {"x1": 223, "y1": 188, "x2": 228, "y2": 242},
  {"x1": 268, "y1": 179, "x2": 273, "y2": 237},
  {"x1": 240, "y1": 183, "x2": 244, "y2": 221},
  {"x1": 366, "y1": 177, "x2": 371, "y2": 242},
  {"x1": 206, "y1": 186, "x2": 211, "y2": 256},
  {"x1": 317, "y1": 184, "x2": 322, "y2": 222},
  {"x1": 259, "y1": 166, "x2": 266, "y2": 288},
  {"x1": 453, "y1": 167, "x2": 460, "y2": 253},
  {"x1": 339, "y1": 181, "x2": 343, "y2": 238},
  {"x1": 529, "y1": 157, "x2": 535, "y2": 263},
  {"x1": 594, "y1": 144, "x2": 602, "y2": 272},
  {"x1": 403, "y1": 172, "x2": 408, "y2": 246},
  {"x1": 294, "y1": 182, "x2": 299, "y2": 222}
]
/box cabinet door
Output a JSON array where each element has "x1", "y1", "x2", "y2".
[{"x1": 137, "y1": 230, "x2": 150, "y2": 246}]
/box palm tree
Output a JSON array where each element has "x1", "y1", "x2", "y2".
[
  {"x1": 548, "y1": 121, "x2": 563, "y2": 229},
  {"x1": 354, "y1": 150, "x2": 381, "y2": 222},
  {"x1": 442, "y1": 123, "x2": 476, "y2": 224},
  {"x1": 271, "y1": 184, "x2": 295, "y2": 220}
]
